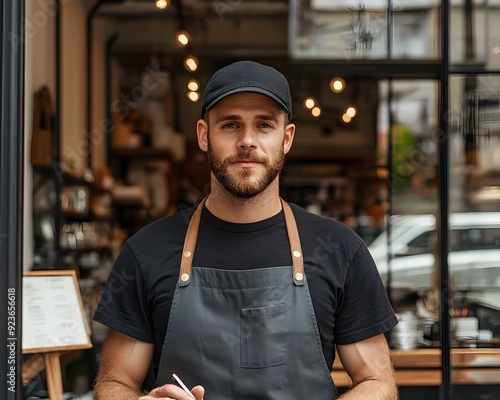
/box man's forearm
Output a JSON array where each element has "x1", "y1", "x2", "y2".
[
  {"x1": 335, "y1": 335, "x2": 398, "y2": 400},
  {"x1": 93, "y1": 380, "x2": 144, "y2": 400},
  {"x1": 338, "y1": 376, "x2": 398, "y2": 400}
]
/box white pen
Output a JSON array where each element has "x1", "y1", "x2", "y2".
[{"x1": 172, "y1": 373, "x2": 196, "y2": 398}]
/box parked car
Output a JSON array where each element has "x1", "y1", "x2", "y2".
[{"x1": 368, "y1": 212, "x2": 500, "y2": 309}]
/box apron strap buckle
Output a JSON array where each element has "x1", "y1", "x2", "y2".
[
  {"x1": 178, "y1": 198, "x2": 207, "y2": 287},
  {"x1": 281, "y1": 199, "x2": 306, "y2": 286}
]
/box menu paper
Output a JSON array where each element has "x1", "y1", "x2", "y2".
[{"x1": 22, "y1": 271, "x2": 92, "y2": 353}]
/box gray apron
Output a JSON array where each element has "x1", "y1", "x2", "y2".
[{"x1": 156, "y1": 198, "x2": 337, "y2": 399}]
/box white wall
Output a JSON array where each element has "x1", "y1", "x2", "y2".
[
  {"x1": 24, "y1": 0, "x2": 58, "y2": 270},
  {"x1": 24, "y1": 0, "x2": 96, "y2": 269},
  {"x1": 91, "y1": 17, "x2": 115, "y2": 170},
  {"x1": 60, "y1": 0, "x2": 88, "y2": 170}
]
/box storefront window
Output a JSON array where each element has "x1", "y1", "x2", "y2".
[
  {"x1": 371, "y1": 73, "x2": 500, "y2": 351},
  {"x1": 371, "y1": 79, "x2": 439, "y2": 319},
  {"x1": 289, "y1": 0, "x2": 440, "y2": 60},
  {"x1": 448, "y1": 75, "x2": 500, "y2": 343}
]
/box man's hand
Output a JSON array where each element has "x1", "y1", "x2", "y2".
[{"x1": 139, "y1": 384, "x2": 205, "y2": 399}]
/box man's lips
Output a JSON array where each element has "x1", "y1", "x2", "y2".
[{"x1": 231, "y1": 160, "x2": 261, "y2": 167}]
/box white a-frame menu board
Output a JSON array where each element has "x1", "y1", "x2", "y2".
[{"x1": 22, "y1": 270, "x2": 92, "y2": 353}]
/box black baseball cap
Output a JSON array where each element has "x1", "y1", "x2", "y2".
[{"x1": 201, "y1": 61, "x2": 292, "y2": 120}]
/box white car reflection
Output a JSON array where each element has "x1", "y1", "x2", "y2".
[{"x1": 368, "y1": 213, "x2": 500, "y2": 308}]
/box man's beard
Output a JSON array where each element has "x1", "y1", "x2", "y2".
[{"x1": 207, "y1": 137, "x2": 285, "y2": 199}]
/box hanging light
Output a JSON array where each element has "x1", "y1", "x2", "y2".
[
  {"x1": 183, "y1": 55, "x2": 199, "y2": 72},
  {"x1": 345, "y1": 106, "x2": 357, "y2": 118},
  {"x1": 330, "y1": 77, "x2": 346, "y2": 93},
  {"x1": 187, "y1": 78, "x2": 200, "y2": 102},
  {"x1": 342, "y1": 113, "x2": 352, "y2": 123},
  {"x1": 187, "y1": 78, "x2": 199, "y2": 92},
  {"x1": 187, "y1": 91, "x2": 200, "y2": 102},
  {"x1": 176, "y1": 31, "x2": 190, "y2": 47},
  {"x1": 303, "y1": 97, "x2": 316, "y2": 110},
  {"x1": 156, "y1": 0, "x2": 169, "y2": 10},
  {"x1": 311, "y1": 106, "x2": 321, "y2": 117}
]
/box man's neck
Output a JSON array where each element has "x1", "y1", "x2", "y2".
[{"x1": 205, "y1": 181, "x2": 282, "y2": 224}]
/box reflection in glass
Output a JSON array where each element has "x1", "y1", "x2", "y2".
[
  {"x1": 392, "y1": 0, "x2": 439, "y2": 59},
  {"x1": 450, "y1": 75, "x2": 500, "y2": 212},
  {"x1": 377, "y1": 80, "x2": 439, "y2": 214},
  {"x1": 449, "y1": 75, "x2": 500, "y2": 349},
  {"x1": 369, "y1": 79, "x2": 440, "y2": 350},
  {"x1": 450, "y1": 0, "x2": 489, "y2": 65},
  {"x1": 289, "y1": 0, "x2": 440, "y2": 60}
]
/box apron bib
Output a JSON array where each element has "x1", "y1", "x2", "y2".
[{"x1": 156, "y1": 198, "x2": 337, "y2": 399}]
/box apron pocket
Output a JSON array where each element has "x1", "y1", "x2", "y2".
[{"x1": 240, "y1": 303, "x2": 289, "y2": 368}]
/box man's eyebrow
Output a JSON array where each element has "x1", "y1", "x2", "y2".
[
  {"x1": 215, "y1": 115, "x2": 242, "y2": 124},
  {"x1": 255, "y1": 114, "x2": 279, "y2": 122},
  {"x1": 215, "y1": 114, "x2": 279, "y2": 123}
]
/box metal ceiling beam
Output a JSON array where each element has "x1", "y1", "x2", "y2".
[
  {"x1": 95, "y1": 0, "x2": 288, "y2": 18},
  {"x1": 289, "y1": 60, "x2": 442, "y2": 79}
]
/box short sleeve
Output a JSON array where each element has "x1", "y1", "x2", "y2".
[
  {"x1": 93, "y1": 242, "x2": 155, "y2": 343},
  {"x1": 334, "y1": 242, "x2": 398, "y2": 344}
]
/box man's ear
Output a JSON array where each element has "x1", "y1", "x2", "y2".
[
  {"x1": 197, "y1": 119, "x2": 208, "y2": 152},
  {"x1": 283, "y1": 123, "x2": 296, "y2": 155}
]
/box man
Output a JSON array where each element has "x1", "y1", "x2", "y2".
[{"x1": 93, "y1": 61, "x2": 398, "y2": 400}]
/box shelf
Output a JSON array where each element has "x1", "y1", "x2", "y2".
[
  {"x1": 112, "y1": 197, "x2": 150, "y2": 207},
  {"x1": 62, "y1": 172, "x2": 112, "y2": 194},
  {"x1": 62, "y1": 171, "x2": 95, "y2": 186},
  {"x1": 60, "y1": 245, "x2": 112, "y2": 253},
  {"x1": 287, "y1": 147, "x2": 373, "y2": 162},
  {"x1": 110, "y1": 147, "x2": 174, "y2": 159},
  {"x1": 62, "y1": 210, "x2": 91, "y2": 220},
  {"x1": 61, "y1": 211, "x2": 114, "y2": 223}
]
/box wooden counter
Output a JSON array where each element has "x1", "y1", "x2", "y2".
[{"x1": 332, "y1": 348, "x2": 500, "y2": 387}]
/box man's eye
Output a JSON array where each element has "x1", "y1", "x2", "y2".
[
  {"x1": 223, "y1": 122, "x2": 237, "y2": 129},
  {"x1": 259, "y1": 123, "x2": 271, "y2": 129}
]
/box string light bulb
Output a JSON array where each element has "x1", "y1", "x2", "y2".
[
  {"x1": 303, "y1": 97, "x2": 316, "y2": 110},
  {"x1": 187, "y1": 91, "x2": 200, "y2": 102},
  {"x1": 342, "y1": 113, "x2": 352, "y2": 123},
  {"x1": 155, "y1": 0, "x2": 169, "y2": 9},
  {"x1": 346, "y1": 106, "x2": 357, "y2": 118},
  {"x1": 176, "y1": 31, "x2": 190, "y2": 47},
  {"x1": 187, "y1": 78, "x2": 199, "y2": 92},
  {"x1": 183, "y1": 55, "x2": 199, "y2": 72},
  {"x1": 311, "y1": 106, "x2": 321, "y2": 117},
  {"x1": 330, "y1": 77, "x2": 346, "y2": 93}
]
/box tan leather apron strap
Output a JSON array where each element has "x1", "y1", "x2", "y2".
[
  {"x1": 280, "y1": 198, "x2": 305, "y2": 286},
  {"x1": 178, "y1": 197, "x2": 207, "y2": 286},
  {"x1": 178, "y1": 197, "x2": 305, "y2": 286}
]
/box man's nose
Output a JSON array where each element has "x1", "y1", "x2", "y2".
[{"x1": 237, "y1": 126, "x2": 258, "y2": 148}]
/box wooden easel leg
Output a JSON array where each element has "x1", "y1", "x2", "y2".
[{"x1": 44, "y1": 352, "x2": 64, "y2": 400}]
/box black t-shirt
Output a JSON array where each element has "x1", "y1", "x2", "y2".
[{"x1": 93, "y1": 203, "x2": 397, "y2": 376}]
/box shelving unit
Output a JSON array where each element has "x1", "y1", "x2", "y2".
[
  {"x1": 104, "y1": 53, "x2": 184, "y2": 238},
  {"x1": 108, "y1": 145, "x2": 180, "y2": 236},
  {"x1": 32, "y1": 166, "x2": 115, "y2": 276}
]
